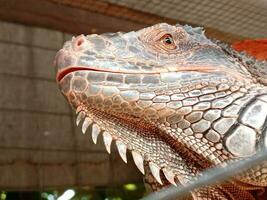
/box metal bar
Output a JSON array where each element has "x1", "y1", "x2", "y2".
[{"x1": 141, "y1": 149, "x2": 267, "y2": 200}]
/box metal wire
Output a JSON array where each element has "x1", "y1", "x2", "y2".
[
  {"x1": 141, "y1": 149, "x2": 267, "y2": 200},
  {"x1": 104, "y1": 0, "x2": 267, "y2": 39}
]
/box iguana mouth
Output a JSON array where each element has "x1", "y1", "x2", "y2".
[
  {"x1": 56, "y1": 65, "x2": 222, "y2": 82},
  {"x1": 57, "y1": 66, "x2": 113, "y2": 82},
  {"x1": 57, "y1": 65, "x2": 246, "y2": 84},
  {"x1": 56, "y1": 65, "x2": 146, "y2": 82},
  {"x1": 57, "y1": 66, "x2": 88, "y2": 82}
]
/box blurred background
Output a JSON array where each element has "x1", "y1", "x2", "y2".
[{"x1": 0, "y1": 0, "x2": 266, "y2": 199}]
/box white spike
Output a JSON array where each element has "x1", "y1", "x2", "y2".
[
  {"x1": 103, "y1": 131, "x2": 112, "y2": 154},
  {"x1": 132, "y1": 151, "x2": 144, "y2": 174},
  {"x1": 162, "y1": 168, "x2": 177, "y2": 186},
  {"x1": 82, "y1": 117, "x2": 92, "y2": 134},
  {"x1": 91, "y1": 124, "x2": 100, "y2": 144},
  {"x1": 116, "y1": 140, "x2": 127, "y2": 163},
  {"x1": 149, "y1": 162, "x2": 162, "y2": 185},
  {"x1": 76, "y1": 106, "x2": 84, "y2": 114},
  {"x1": 76, "y1": 112, "x2": 84, "y2": 126}
]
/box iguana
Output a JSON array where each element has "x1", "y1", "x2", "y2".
[{"x1": 54, "y1": 23, "x2": 267, "y2": 199}]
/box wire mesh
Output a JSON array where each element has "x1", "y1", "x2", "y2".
[
  {"x1": 104, "y1": 0, "x2": 267, "y2": 39},
  {"x1": 46, "y1": 0, "x2": 267, "y2": 199},
  {"x1": 48, "y1": 0, "x2": 267, "y2": 42},
  {"x1": 2, "y1": 0, "x2": 267, "y2": 197},
  {"x1": 141, "y1": 149, "x2": 267, "y2": 200}
]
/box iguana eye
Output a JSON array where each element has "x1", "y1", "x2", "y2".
[{"x1": 161, "y1": 34, "x2": 176, "y2": 49}]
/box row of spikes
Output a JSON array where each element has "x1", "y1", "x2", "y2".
[{"x1": 76, "y1": 109, "x2": 178, "y2": 186}]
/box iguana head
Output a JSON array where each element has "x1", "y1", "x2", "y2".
[{"x1": 54, "y1": 23, "x2": 255, "y2": 186}]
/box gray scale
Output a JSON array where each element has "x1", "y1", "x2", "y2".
[
  {"x1": 222, "y1": 104, "x2": 241, "y2": 117},
  {"x1": 240, "y1": 99, "x2": 267, "y2": 130},
  {"x1": 221, "y1": 93, "x2": 267, "y2": 158},
  {"x1": 213, "y1": 117, "x2": 236, "y2": 135},
  {"x1": 188, "y1": 89, "x2": 202, "y2": 97},
  {"x1": 185, "y1": 111, "x2": 203, "y2": 123},
  {"x1": 191, "y1": 119, "x2": 211, "y2": 133},
  {"x1": 120, "y1": 90, "x2": 139, "y2": 101},
  {"x1": 193, "y1": 101, "x2": 211, "y2": 111},
  {"x1": 107, "y1": 74, "x2": 124, "y2": 83},
  {"x1": 205, "y1": 129, "x2": 221, "y2": 143},
  {"x1": 199, "y1": 94, "x2": 215, "y2": 101},
  {"x1": 71, "y1": 77, "x2": 87, "y2": 92},
  {"x1": 153, "y1": 95, "x2": 171, "y2": 103},
  {"x1": 225, "y1": 124, "x2": 256, "y2": 157},
  {"x1": 182, "y1": 97, "x2": 199, "y2": 106},
  {"x1": 203, "y1": 109, "x2": 221, "y2": 122},
  {"x1": 233, "y1": 94, "x2": 255, "y2": 107},
  {"x1": 140, "y1": 92, "x2": 156, "y2": 100},
  {"x1": 258, "y1": 94, "x2": 267, "y2": 103},
  {"x1": 166, "y1": 101, "x2": 182, "y2": 109},
  {"x1": 102, "y1": 86, "x2": 120, "y2": 97},
  {"x1": 171, "y1": 94, "x2": 186, "y2": 101},
  {"x1": 201, "y1": 86, "x2": 217, "y2": 94},
  {"x1": 87, "y1": 71, "x2": 107, "y2": 82},
  {"x1": 125, "y1": 75, "x2": 141, "y2": 84},
  {"x1": 211, "y1": 96, "x2": 233, "y2": 109},
  {"x1": 142, "y1": 75, "x2": 160, "y2": 84}
]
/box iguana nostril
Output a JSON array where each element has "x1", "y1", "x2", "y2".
[
  {"x1": 76, "y1": 38, "x2": 84, "y2": 47},
  {"x1": 73, "y1": 35, "x2": 86, "y2": 50}
]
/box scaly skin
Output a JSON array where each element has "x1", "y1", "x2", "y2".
[{"x1": 54, "y1": 23, "x2": 267, "y2": 199}]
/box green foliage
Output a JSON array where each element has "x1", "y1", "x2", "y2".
[{"x1": 4, "y1": 183, "x2": 146, "y2": 200}]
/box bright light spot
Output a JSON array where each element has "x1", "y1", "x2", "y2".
[
  {"x1": 123, "y1": 183, "x2": 137, "y2": 191},
  {"x1": 41, "y1": 192, "x2": 48, "y2": 199},
  {"x1": 57, "y1": 189, "x2": 75, "y2": 200},
  {"x1": 0, "y1": 192, "x2": 7, "y2": 200},
  {"x1": 47, "y1": 194, "x2": 56, "y2": 200}
]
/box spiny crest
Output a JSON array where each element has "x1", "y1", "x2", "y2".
[
  {"x1": 176, "y1": 24, "x2": 215, "y2": 46},
  {"x1": 75, "y1": 107, "x2": 177, "y2": 186},
  {"x1": 215, "y1": 40, "x2": 267, "y2": 84}
]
